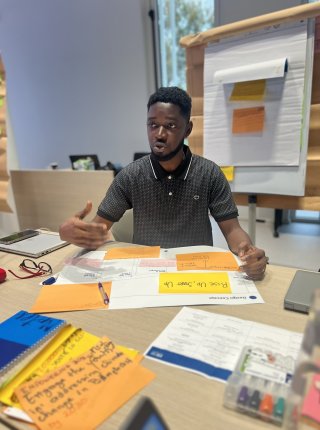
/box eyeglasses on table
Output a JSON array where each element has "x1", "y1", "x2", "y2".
[{"x1": 8, "y1": 259, "x2": 52, "y2": 279}]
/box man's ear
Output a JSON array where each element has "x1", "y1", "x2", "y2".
[{"x1": 185, "y1": 120, "x2": 193, "y2": 138}]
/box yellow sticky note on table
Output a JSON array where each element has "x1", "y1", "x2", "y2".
[
  {"x1": 176, "y1": 252, "x2": 239, "y2": 271},
  {"x1": 159, "y1": 272, "x2": 231, "y2": 294},
  {"x1": 105, "y1": 246, "x2": 160, "y2": 259},
  {"x1": 230, "y1": 79, "x2": 266, "y2": 101},
  {"x1": 30, "y1": 282, "x2": 111, "y2": 313},
  {"x1": 221, "y1": 166, "x2": 234, "y2": 182}
]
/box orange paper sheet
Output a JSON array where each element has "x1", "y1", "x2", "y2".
[
  {"x1": 105, "y1": 246, "x2": 160, "y2": 259},
  {"x1": 176, "y1": 252, "x2": 239, "y2": 271},
  {"x1": 29, "y1": 282, "x2": 112, "y2": 313},
  {"x1": 232, "y1": 106, "x2": 265, "y2": 134},
  {"x1": 15, "y1": 338, "x2": 155, "y2": 430}
]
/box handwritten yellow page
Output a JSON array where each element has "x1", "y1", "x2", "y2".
[
  {"x1": 15, "y1": 338, "x2": 155, "y2": 430},
  {"x1": 0, "y1": 327, "x2": 99, "y2": 408},
  {"x1": 105, "y1": 246, "x2": 160, "y2": 259},
  {"x1": 176, "y1": 252, "x2": 239, "y2": 271},
  {"x1": 232, "y1": 106, "x2": 265, "y2": 134},
  {"x1": 230, "y1": 79, "x2": 266, "y2": 101},
  {"x1": 159, "y1": 272, "x2": 231, "y2": 294},
  {"x1": 30, "y1": 282, "x2": 112, "y2": 313}
]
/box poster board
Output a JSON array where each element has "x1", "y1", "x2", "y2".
[
  {"x1": 180, "y1": 2, "x2": 320, "y2": 207},
  {"x1": 203, "y1": 19, "x2": 313, "y2": 196}
]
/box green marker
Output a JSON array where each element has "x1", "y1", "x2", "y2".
[{"x1": 273, "y1": 396, "x2": 285, "y2": 419}]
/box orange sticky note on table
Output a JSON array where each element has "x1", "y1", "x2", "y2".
[
  {"x1": 105, "y1": 246, "x2": 160, "y2": 259},
  {"x1": 232, "y1": 106, "x2": 265, "y2": 133},
  {"x1": 15, "y1": 338, "x2": 155, "y2": 430},
  {"x1": 29, "y1": 282, "x2": 111, "y2": 313},
  {"x1": 176, "y1": 252, "x2": 239, "y2": 271}
]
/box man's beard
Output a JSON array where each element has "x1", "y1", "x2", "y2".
[{"x1": 150, "y1": 140, "x2": 184, "y2": 162}]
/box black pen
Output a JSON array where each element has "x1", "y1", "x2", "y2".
[{"x1": 98, "y1": 282, "x2": 109, "y2": 305}]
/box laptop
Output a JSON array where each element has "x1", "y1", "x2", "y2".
[
  {"x1": 0, "y1": 232, "x2": 69, "y2": 258},
  {"x1": 69, "y1": 154, "x2": 100, "y2": 170},
  {"x1": 284, "y1": 270, "x2": 320, "y2": 314}
]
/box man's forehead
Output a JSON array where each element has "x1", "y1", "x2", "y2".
[{"x1": 147, "y1": 102, "x2": 182, "y2": 118}]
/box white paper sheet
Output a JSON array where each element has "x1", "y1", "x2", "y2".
[
  {"x1": 204, "y1": 20, "x2": 308, "y2": 167},
  {"x1": 145, "y1": 307, "x2": 303, "y2": 381},
  {"x1": 213, "y1": 57, "x2": 288, "y2": 84}
]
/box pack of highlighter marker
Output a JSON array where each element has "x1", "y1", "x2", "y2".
[{"x1": 223, "y1": 346, "x2": 296, "y2": 426}]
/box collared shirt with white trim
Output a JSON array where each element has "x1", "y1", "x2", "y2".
[{"x1": 97, "y1": 146, "x2": 238, "y2": 248}]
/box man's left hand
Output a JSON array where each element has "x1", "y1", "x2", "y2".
[{"x1": 237, "y1": 241, "x2": 268, "y2": 280}]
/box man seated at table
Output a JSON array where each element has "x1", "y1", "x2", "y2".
[{"x1": 59, "y1": 86, "x2": 268, "y2": 280}]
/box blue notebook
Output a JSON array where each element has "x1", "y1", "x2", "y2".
[{"x1": 0, "y1": 310, "x2": 65, "y2": 373}]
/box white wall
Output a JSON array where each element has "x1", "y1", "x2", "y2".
[
  {"x1": 0, "y1": 0, "x2": 155, "y2": 170},
  {"x1": 0, "y1": 0, "x2": 156, "y2": 234}
]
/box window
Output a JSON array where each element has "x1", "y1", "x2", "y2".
[
  {"x1": 291, "y1": 210, "x2": 320, "y2": 223},
  {"x1": 156, "y1": 0, "x2": 215, "y2": 88}
]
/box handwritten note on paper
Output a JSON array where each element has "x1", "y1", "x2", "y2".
[
  {"x1": 105, "y1": 246, "x2": 161, "y2": 260},
  {"x1": 176, "y1": 252, "x2": 239, "y2": 271},
  {"x1": 29, "y1": 282, "x2": 112, "y2": 313},
  {"x1": 15, "y1": 338, "x2": 155, "y2": 430},
  {"x1": 221, "y1": 166, "x2": 234, "y2": 182},
  {"x1": 230, "y1": 79, "x2": 266, "y2": 101},
  {"x1": 159, "y1": 272, "x2": 231, "y2": 294},
  {"x1": 232, "y1": 106, "x2": 265, "y2": 134},
  {"x1": 1, "y1": 328, "x2": 100, "y2": 409},
  {"x1": 30, "y1": 329, "x2": 100, "y2": 379}
]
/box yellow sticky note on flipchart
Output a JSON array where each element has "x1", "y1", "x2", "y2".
[
  {"x1": 220, "y1": 166, "x2": 234, "y2": 182},
  {"x1": 159, "y1": 272, "x2": 231, "y2": 294},
  {"x1": 230, "y1": 79, "x2": 266, "y2": 101}
]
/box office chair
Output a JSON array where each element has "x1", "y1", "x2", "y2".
[
  {"x1": 133, "y1": 152, "x2": 150, "y2": 161},
  {"x1": 111, "y1": 209, "x2": 133, "y2": 243}
]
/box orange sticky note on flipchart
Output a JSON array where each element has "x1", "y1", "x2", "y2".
[
  {"x1": 15, "y1": 338, "x2": 155, "y2": 430},
  {"x1": 29, "y1": 282, "x2": 111, "y2": 313},
  {"x1": 105, "y1": 246, "x2": 160, "y2": 259},
  {"x1": 232, "y1": 106, "x2": 265, "y2": 134},
  {"x1": 176, "y1": 252, "x2": 239, "y2": 271}
]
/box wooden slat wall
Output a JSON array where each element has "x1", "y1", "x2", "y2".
[{"x1": 0, "y1": 56, "x2": 12, "y2": 213}]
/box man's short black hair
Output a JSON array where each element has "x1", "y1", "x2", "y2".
[{"x1": 147, "y1": 86, "x2": 192, "y2": 121}]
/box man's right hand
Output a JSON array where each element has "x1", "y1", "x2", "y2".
[{"x1": 59, "y1": 201, "x2": 111, "y2": 249}]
